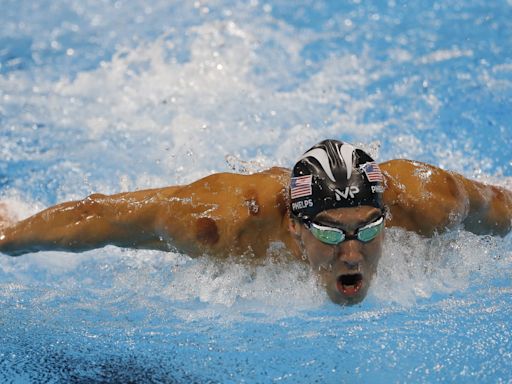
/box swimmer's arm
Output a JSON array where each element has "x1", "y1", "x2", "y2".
[
  {"x1": 458, "y1": 175, "x2": 512, "y2": 236},
  {"x1": 0, "y1": 188, "x2": 180, "y2": 256},
  {"x1": 0, "y1": 168, "x2": 290, "y2": 257},
  {"x1": 381, "y1": 159, "x2": 512, "y2": 236}
]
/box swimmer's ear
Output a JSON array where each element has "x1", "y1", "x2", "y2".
[{"x1": 288, "y1": 217, "x2": 302, "y2": 239}]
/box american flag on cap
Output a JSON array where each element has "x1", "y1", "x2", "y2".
[
  {"x1": 290, "y1": 175, "x2": 312, "y2": 199},
  {"x1": 363, "y1": 162, "x2": 383, "y2": 183}
]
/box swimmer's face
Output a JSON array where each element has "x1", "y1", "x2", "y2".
[{"x1": 290, "y1": 206, "x2": 384, "y2": 305}]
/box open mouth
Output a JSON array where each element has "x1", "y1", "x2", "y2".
[{"x1": 336, "y1": 273, "x2": 363, "y2": 297}]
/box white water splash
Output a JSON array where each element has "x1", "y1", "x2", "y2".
[{"x1": 371, "y1": 228, "x2": 512, "y2": 306}]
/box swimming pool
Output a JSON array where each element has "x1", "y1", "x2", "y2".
[{"x1": 1, "y1": 0, "x2": 511, "y2": 382}]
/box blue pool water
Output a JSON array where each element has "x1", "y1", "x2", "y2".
[{"x1": 1, "y1": 0, "x2": 512, "y2": 382}]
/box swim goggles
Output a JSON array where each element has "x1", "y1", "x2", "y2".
[{"x1": 304, "y1": 215, "x2": 385, "y2": 245}]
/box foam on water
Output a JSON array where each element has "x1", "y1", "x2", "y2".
[{"x1": 2, "y1": 21, "x2": 392, "y2": 185}]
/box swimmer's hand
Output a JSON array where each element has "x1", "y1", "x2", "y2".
[
  {"x1": 0, "y1": 202, "x2": 20, "y2": 256},
  {"x1": 0, "y1": 202, "x2": 15, "y2": 230}
]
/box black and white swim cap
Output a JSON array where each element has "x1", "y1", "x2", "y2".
[{"x1": 290, "y1": 139, "x2": 385, "y2": 220}]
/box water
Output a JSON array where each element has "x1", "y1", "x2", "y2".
[{"x1": 1, "y1": 0, "x2": 512, "y2": 382}]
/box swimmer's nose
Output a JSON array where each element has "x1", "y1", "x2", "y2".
[
  {"x1": 343, "y1": 259, "x2": 360, "y2": 271},
  {"x1": 336, "y1": 241, "x2": 363, "y2": 270}
]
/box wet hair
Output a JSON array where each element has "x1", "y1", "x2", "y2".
[{"x1": 290, "y1": 139, "x2": 385, "y2": 221}]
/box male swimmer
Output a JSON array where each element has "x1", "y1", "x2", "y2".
[{"x1": 0, "y1": 139, "x2": 511, "y2": 304}]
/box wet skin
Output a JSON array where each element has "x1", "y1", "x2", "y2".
[{"x1": 290, "y1": 206, "x2": 384, "y2": 305}]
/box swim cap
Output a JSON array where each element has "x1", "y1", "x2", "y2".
[{"x1": 290, "y1": 139, "x2": 385, "y2": 220}]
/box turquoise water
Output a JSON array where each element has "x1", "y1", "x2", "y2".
[{"x1": 1, "y1": 1, "x2": 512, "y2": 382}]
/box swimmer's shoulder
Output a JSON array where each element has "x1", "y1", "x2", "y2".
[
  {"x1": 379, "y1": 158, "x2": 459, "y2": 191},
  {"x1": 161, "y1": 167, "x2": 290, "y2": 213},
  {"x1": 379, "y1": 159, "x2": 472, "y2": 235},
  {"x1": 379, "y1": 158, "x2": 427, "y2": 176},
  {"x1": 183, "y1": 167, "x2": 290, "y2": 192},
  {"x1": 254, "y1": 166, "x2": 291, "y2": 186}
]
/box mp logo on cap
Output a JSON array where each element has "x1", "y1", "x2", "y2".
[{"x1": 334, "y1": 186, "x2": 360, "y2": 200}]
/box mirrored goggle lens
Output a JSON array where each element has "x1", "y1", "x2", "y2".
[
  {"x1": 309, "y1": 225, "x2": 345, "y2": 245},
  {"x1": 357, "y1": 217, "x2": 384, "y2": 242}
]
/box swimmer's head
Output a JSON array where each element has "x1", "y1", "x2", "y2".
[
  {"x1": 288, "y1": 139, "x2": 386, "y2": 305},
  {"x1": 289, "y1": 139, "x2": 384, "y2": 221}
]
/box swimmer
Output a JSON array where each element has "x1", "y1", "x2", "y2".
[{"x1": 1, "y1": 139, "x2": 511, "y2": 304}]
